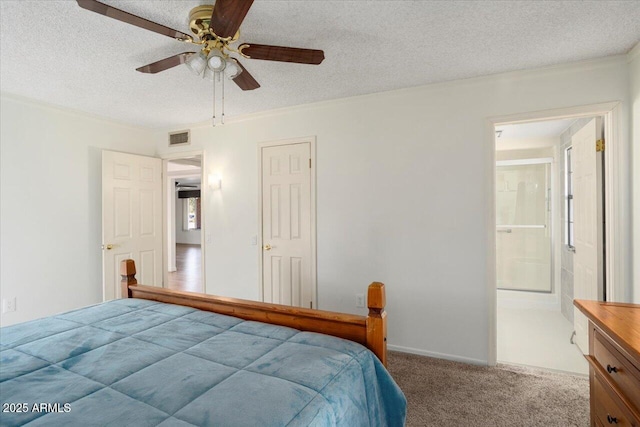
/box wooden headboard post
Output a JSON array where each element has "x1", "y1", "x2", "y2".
[
  {"x1": 118, "y1": 260, "x2": 388, "y2": 366},
  {"x1": 120, "y1": 259, "x2": 136, "y2": 298},
  {"x1": 366, "y1": 282, "x2": 387, "y2": 366}
]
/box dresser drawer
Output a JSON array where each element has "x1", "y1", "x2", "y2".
[
  {"x1": 593, "y1": 327, "x2": 640, "y2": 412},
  {"x1": 593, "y1": 374, "x2": 636, "y2": 427}
]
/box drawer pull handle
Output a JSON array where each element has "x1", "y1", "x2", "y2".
[
  {"x1": 606, "y1": 364, "x2": 618, "y2": 374},
  {"x1": 607, "y1": 414, "x2": 618, "y2": 424}
]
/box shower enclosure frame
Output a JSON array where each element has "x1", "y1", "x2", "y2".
[{"x1": 496, "y1": 157, "x2": 555, "y2": 294}]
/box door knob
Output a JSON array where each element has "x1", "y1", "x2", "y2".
[
  {"x1": 263, "y1": 244, "x2": 272, "y2": 251},
  {"x1": 103, "y1": 244, "x2": 114, "y2": 250}
]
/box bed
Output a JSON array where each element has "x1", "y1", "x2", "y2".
[{"x1": 0, "y1": 260, "x2": 406, "y2": 426}]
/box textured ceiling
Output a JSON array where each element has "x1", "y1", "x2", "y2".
[
  {"x1": 495, "y1": 118, "x2": 576, "y2": 150},
  {"x1": 1, "y1": 1, "x2": 639, "y2": 129}
]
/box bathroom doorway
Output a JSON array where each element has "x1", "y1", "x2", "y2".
[{"x1": 494, "y1": 116, "x2": 605, "y2": 375}]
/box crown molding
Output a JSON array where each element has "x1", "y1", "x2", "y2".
[
  {"x1": 0, "y1": 92, "x2": 153, "y2": 132},
  {"x1": 628, "y1": 41, "x2": 640, "y2": 62},
  {"x1": 5, "y1": 52, "x2": 628, "y2": 135},
  {"x1": 158, "y1": 54, "x2": 628, "y2": 133}
]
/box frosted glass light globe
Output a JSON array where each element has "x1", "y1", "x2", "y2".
[
  {"x1": 224, "y1": 59, "x2": 242, "y2": 79},
  {"x1": 207, "y1": 51, "x2": 226, "y2": 72},
  {"x1": 185, "y1": 52, "x2": 207, "y2": 75}
]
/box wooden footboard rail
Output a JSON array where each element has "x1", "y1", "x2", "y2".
[{"x1": 120, "y1": 260, "x2": 387, "y2": 365}]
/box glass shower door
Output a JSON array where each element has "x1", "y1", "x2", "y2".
[{"x1": 496, "y1": 161, "x2": 552, "y2": 292}]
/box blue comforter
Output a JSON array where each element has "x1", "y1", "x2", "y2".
[{"x1": 0, "y1": 298, "x2": 406, "y2": 426}]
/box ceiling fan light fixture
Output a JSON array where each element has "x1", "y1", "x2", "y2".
[
  {"x1": 207, "y1": 50, "x2": 227, "y2": 72},
  {"x1": 185, "y1": 51, "x2": 207, "y2": 75},
  {"x1": 77, "y1": 0, "x2": 325, "y2": 126},
  {"x1": 224, "y1": 59, "x2": 242, "y2": 79}
]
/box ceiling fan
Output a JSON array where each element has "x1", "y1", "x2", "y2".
[
  {"x1": 76, "y1": 0, "x2": 325, "y2": 92},
  {"x1": 175, "y1": 182, "x2": 199, "y2": 191}
]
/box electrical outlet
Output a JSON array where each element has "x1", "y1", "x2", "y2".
[
  {"x1": 355, "y1": 294, "x2": 365, "y2": 308},
  {"x1": 2, "y1": 297, "x2": 17, "y2": 313}
]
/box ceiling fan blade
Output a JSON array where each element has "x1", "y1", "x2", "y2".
[
  {"x1": 233, "y1": 61, "x2": 260, "y2": 91},
  {"x1": 136, "y1": 52, "x2": 195, "y2": 74},
  {"x1": 239, "y1": 44, "x2": 324, "y2": 65},
  {"x1": 210, "y1": 0, "x2": 254, "y2": 39},
  {"x1": 76, "y1": 0, "x2": 193, "y2": 42}
]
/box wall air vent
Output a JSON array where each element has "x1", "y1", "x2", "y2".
[{"x1": 168, "y1": 130, "x2": 190, "y2": 147}]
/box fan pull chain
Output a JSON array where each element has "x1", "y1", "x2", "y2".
[
  {"x1": 221, "y1": 73, "x2": 225, "y2": 125},
  {"x1": 212, "y1": 72, "x2": 216, "y2": 127}
]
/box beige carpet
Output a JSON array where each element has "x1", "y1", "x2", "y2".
[{"x1": 387, "y1": 351, "x2": 589, "y2": 427}]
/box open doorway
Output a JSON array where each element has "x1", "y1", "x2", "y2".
[
  {"x1": 494, "y1": 116, "x2": 605, "y2": 375},
  {"x1": 164, "y1": 155, "x2": 204, "y2": 293}
]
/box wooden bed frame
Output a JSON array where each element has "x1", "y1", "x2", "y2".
[{"x1": 120, "y1": 260, "x2": 388, "y2": 365}]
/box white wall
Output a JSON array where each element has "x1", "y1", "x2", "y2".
[
  {"x1": 630, "y1": 44, "x2": 640, "y2": 303},
  {"x1": 155, "y1": 56, "x2": 632, "y2": 364},
  {"x1": 0, "y1": 95, "x2": 155, "y2": 326},
  {"x1": 495, "y1": 145, "x2": 555, "y2": 161},
  {"x1": 175, "y1": 192, "x2": 202, "y2": 245},
  {"x1": 495, "y1": 137, "x2": 558, "y2": 152}
]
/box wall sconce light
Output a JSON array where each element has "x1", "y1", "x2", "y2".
[{"x1": 208, "y1": 173, "x2": 222, "y2": 190}]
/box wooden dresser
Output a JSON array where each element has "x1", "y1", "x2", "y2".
[{"x1": 574, "y1": 300, "x2": 640, "y2": 426}]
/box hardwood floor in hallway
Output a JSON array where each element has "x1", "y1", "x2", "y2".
[{"x1": 167, "y1": 244, "x2": 202, "y2": 293}]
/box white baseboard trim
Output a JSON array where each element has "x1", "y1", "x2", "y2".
[{"x1": 388, "y1": 344, "x2": 488, "y2": 366}]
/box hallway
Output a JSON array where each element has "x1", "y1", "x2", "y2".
[{"x1": 167, "y1": 244, "x2": 203, "y2": 293}]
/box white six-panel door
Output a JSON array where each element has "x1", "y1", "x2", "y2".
[
  {"x1": 261, "y1": 142, "x2": 314, "y2": 308},
  {"x1": 102, "y1": 150, "x2": 162, "y2": 300},
  {"x1": 572, "y1": 118, "x2": 603, "y2": 354}
]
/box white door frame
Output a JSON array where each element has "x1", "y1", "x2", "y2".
[
  {"x1": 487, "y1": 101, "x2": 629, "y2": 366},
  {"x1": 161, "y1": 150, "x2": 206, "y2": 290},
  {"x1": 257, "y1": 136, "x2": 317, "y2": 306}
]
